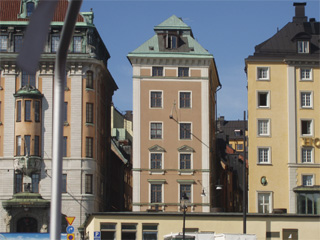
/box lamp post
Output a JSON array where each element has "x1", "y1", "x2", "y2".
[{"x1": 180, "y1": 192, "x2": 189, "y2": 240}]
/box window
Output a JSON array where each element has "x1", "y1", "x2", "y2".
[
  {"x1": 62, "y1": 174, "x2": 67, "y2": 193},
  {"x1": 298, "y1": 40, "x2": 309, "y2": 53},
  {"x1": 17, "y1": 101, "x2": 21, "y2": 122},
  {"x1": 35, "y1": 100, "x2": 40, "y2": 122},
  {"x1": 301, "y1": 148, "x2": 313, "y2": 163},
  {"x1": 180, "y1": 184, "x2": 191, "y2": 203},
  {"x1": 86, "y1": 103, "x2": 94, "y2": 123},
  {"x1": 179, "y1": 92, "x2": 191, "y2": 108},
  {"x1": 142, "y1": 224, "x2": 158, "y2": 240},
  {"x1": 31, "y1": 173, "x2": 39, "y2": 193},
  {"x1": 151, "y1": 184, "x2": 162, "y2": 203},
  {"x1": 150, "y1": 153, "x2": 162, "y2": 169},
  {"x1": 86, "y1": 71, "x2": 93, "y2": 89},
  {"x1": 297, "y1": 192, "x2": 319, "y2": 214},
  {"x1": 16, "y1": 136, "x2": 21, "y2": 156},
  {"x1": 257, "y1": 67, "x2": 269, "y2": 80},
  {"x1": 178, "y1": 67, "x2": 189, "y2": 77},
  {"x1": 121, "y1": 224, "x2": 137, "y2": 240},
  {"x1": 258, "y1": 147, "x2": 270, "y2": 164},
  {"x1": 0, "y1": 36, "x2": 8, "y2": 52},
  {"x1": 24, "y1": 135, "x2": 31, "y2": 155},
  {"x1": 166, "y1": 35, "x2": 177, "y2": 49},
  {"x1": 51, "y1": 36, "x2": 60, "y2": 53},
  {"x1": 180, "y1": 123, "x2": 191, "y2": 140},
  {"x1": 302, "y1": 175, "x2": 313, "y2": 186},
  {"x1": 258, "y1": 192, "x2": 272, "y2": 213},
  {"x1": 258, "y1": 119, "x2": 270, "y2": 136},
  {"x1": 22, "y1": 71, "x2": 36, "y2": 87},
  {"x1": 86, "y1": 137, "x2": 93, "y2": 158},
  {"x1": 150, "y1": 91, "x2": 162, "y2": 108},
  {"x1": 25, "y1": 100, "x2": 31, "y2": 121},
  {"x1": 301, "y1": 120, "x2": 312, "y2": 136},
  {"x1": 300, "y1": 69, "x2": 312, "y2": 81},
  {"x1": 234, "y1": 129, "x2": 242, "y2": 137},
  {"x1": 301, "y1": 92, "x2": 312, "y2": 108},
  {"x1": 180, "y1": 153, "x2": 191, "y2": 169},
  {"x1": 15, "y1": 173, "x2": 23, "y2": 193},
  {"x1": 150, "y1": 123, "x2": 162, "y2": 139},
  {"x1": 63, "y1": 136, "x2": 67, "y2": 157},
  {"x1": 101, "y1": 224, "x2": 116, "y2": 240},
  {"x1": 14, "y1": 35, "x2": 23, "y2": 52},
  {"x1": 85, "y1": 174, "x2": 93, "y2": 194},
  {"x1": 64, "y1": 102, "x2": 68, "y2": 122},
  {"x1": 26, "y1": 2, "x2": 35, "y2": 17},
  {"x1": 34, "y1": 135, "x2": 40, "y2": 156},
  {"x1": 257, "y1": 91, "x2": 270, "y2": 108},
  {"x1": 73, "y1": 36, "x2": 82, "y2": 53},
  {"x1": 236, "y1": 144, "x2": 243, "y2": 151},
  {"x1": 152, "y1": 67, "x2": 163, "y2": 77}
]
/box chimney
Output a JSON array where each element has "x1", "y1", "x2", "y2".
[{"x1": 293, "y1": 2, "x2": 308, "y2": 23}]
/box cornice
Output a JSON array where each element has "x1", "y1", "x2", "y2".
[{"x1": 130, "y1": 57, "x2": 212, "y2": 67}]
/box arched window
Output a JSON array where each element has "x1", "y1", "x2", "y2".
[{"x1": 26, "y1": 2, "x2": 35, "y2": 17}]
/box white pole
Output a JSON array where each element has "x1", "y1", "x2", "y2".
[{"x1": 50, "y1": 1, "x2": 82, "y2": 239}]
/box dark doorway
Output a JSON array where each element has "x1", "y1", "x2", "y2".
[{"x1": 17, "y1": 217, "x2": 38, "y2": 232}]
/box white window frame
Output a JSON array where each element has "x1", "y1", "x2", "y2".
[
  {"x1": 149, "y1": 183, "x2": 164, "y2": 204},
  {"x1": 300, "y1": 119, "x2": 313, "y2": 137},
  {"x1": 257, "y1": 147, "x2": 271, "y2": 164},
  {"x1": 257, "y1": 91, "x2": 270, "y2": 109},
  {"x1": 300, "y1": 91, "x2": 313, "y2": 109},
  {"x1": 150, "y1": 122, "x2": 163, "y2": 140},
  {"x1": 179, "y1": 122, "x2": 192, "y2": 140},
  {"x1": 297, "y1": 40, "x2": 309, "y2": 53},
  {"x1": 302, "y1": 174, "x2": 314, "y2": 186},
  {"x1": 300, "y1": 68, "x2": 313, "y2": 81},
  {"x1": 149, "y1": 90, "x2": 163, "y2": 109},
  {"x1": 257, "y1": 67, "x2": 270, "y2": 81},
  {"x1": 257, "y1": 119, "x2": 270, "y2": 137},
  {"x1": 178, "y1": 183, "x2": 193, "y2": 206},
  {"x1": 179, "y1": 152, "x2": 193, "y2": 170},
  {"x1": 257, "y1": 191, "x2": 273, "y2": 213},
  {"x1": 149, "y1": 152, "x2": 164, "y2": 173},
  {"x1": 179, "y1": 91, "x2": 192, "y2": 109},
  {"x1": 301, "y1": 147, "x2": 314, "y2": 163}
]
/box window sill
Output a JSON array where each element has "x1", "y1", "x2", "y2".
[
  {"x1": 85, "y1": 88, "x2": 94, "y2": 92},
  {"x1": 85, "y1": 123, "x2": 94, "y2": 127},
  {"x1": 179, "y1": 170, "x2": 194, "y2": 175},
  {"x1": 149, "y1": 170, "x2": 165, "y2": 175},
  {"x1": 257, "y1": 163, "x2": 272, "y2": 166}
]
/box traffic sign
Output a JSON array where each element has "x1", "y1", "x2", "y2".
[
  {"x1": 94, "y1": 231, "x2": 101, "y2": 239},
  {"x1": 65, "y1": 216, "x2": 75, "y2": 225},
  {"x1": 67, "y1": 234, "x2": 75, "y2": 240},
  {"x1": 66, "y1": 225, "x2": 75, "y2": 234}
]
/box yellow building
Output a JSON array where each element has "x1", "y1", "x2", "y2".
[
  {"x1": 245, "y1": 3, "x2": 320, "y2": 214},
  {"x1": 128, "y1": 15, "x2": 221, "y2": 212}
]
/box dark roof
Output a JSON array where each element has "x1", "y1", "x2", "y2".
[
  {"x1": 0, "y1": 0, "x2": 84, "y2": 22},
  {"x1": 217, "y1": 119, "x2": 247, "y2": 140}
]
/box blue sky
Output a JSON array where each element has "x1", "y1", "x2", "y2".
[{"x1": 80, "y1": 0, "x2": 319, "y2": 120}]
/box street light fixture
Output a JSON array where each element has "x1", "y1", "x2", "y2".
[{"x1": 180, "y1": 192, "x2": 189, "y2": 240}]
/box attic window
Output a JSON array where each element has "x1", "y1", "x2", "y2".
[
  {"x1": 234, "y1": 129, "x2": 242, "y2": 137},
  {"x1": 149, "y1": 46, "x2": 154, "y2": 50},
  {"x1": 26, "y1": 2, "x2": 35, "y2": 17},
  {"x1": 166, "y1": 35, "x2": 177, "y2": 49},
  {"x1": 297, "y1": 40, "x2": 309, "y2": 53}
]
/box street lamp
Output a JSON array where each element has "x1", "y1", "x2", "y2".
[{"x1": 180, "y1": 192, "x2": 189, "y2": 240}]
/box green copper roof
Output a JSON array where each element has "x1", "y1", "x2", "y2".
[
  {"x1": 128, "y1": 15, "x2": 213, "y2": 59},
  {"x1": 14, "y1": 85, "x2": 43, "y2": 99},
  {"x1": 154, "y1": 15, "x2": 191, "y2": 31}
]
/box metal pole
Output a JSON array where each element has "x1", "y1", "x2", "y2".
[
  {"x1": 182, "y1": 206, "x2": 186, "y2": 240},
  {"x1": 50, "y1": 1, "x2": 82, "y2": 239},
  {"x1": 243, "y1": 111, "x2": 247, "y2": 234}
]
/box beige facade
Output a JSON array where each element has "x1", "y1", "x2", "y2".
[
  {"x1": 128, "y1": 16, "x2": 220, "y2": 213},
  {"x1": 84, "y1": 212, "x2": 320, "y2": 240},
  {"x1": 246, "y1": 3, "x2": 320, "y2": 214}
]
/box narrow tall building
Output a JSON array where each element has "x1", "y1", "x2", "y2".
[
  {"x1": 0, "y1": 0, "x2": 117, "y2": 233},
  {"x1": 128, "y1": 15, "x2": 221, "y2": 212},
  {"x1": 245, "y1": 3, "x2": 319, "y2": 214}
]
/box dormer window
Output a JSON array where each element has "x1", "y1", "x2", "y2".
[
  {"x1": 26, "y1": 2, "x2": 35, "y2": 17},
  {"x1": 297, "y1": 40, "x2": 309, "y2": 53},
  {"x1": 166, "y1": 35, "x2": 177, "y2": 49}
]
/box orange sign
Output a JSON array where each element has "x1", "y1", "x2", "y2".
[{"x1": 65, "y1": 216, "x2": 75, "y2": 225}]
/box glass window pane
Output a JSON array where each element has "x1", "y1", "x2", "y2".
[
  {"x1": 0, "y1": 36, "x2": 8, "y2": 52},
  {"x1": 62, "y1": 174, "x2": 67, "y2": 193},
  {"x1": 17, "y1": 101, "x2": 21, "y2": 121},
  {"x1": 14, "y1": 35, "x2": 23, "y2": 52},
  {"x1": 73, "y1": 36, "x2": 82, "y2": 53}
]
